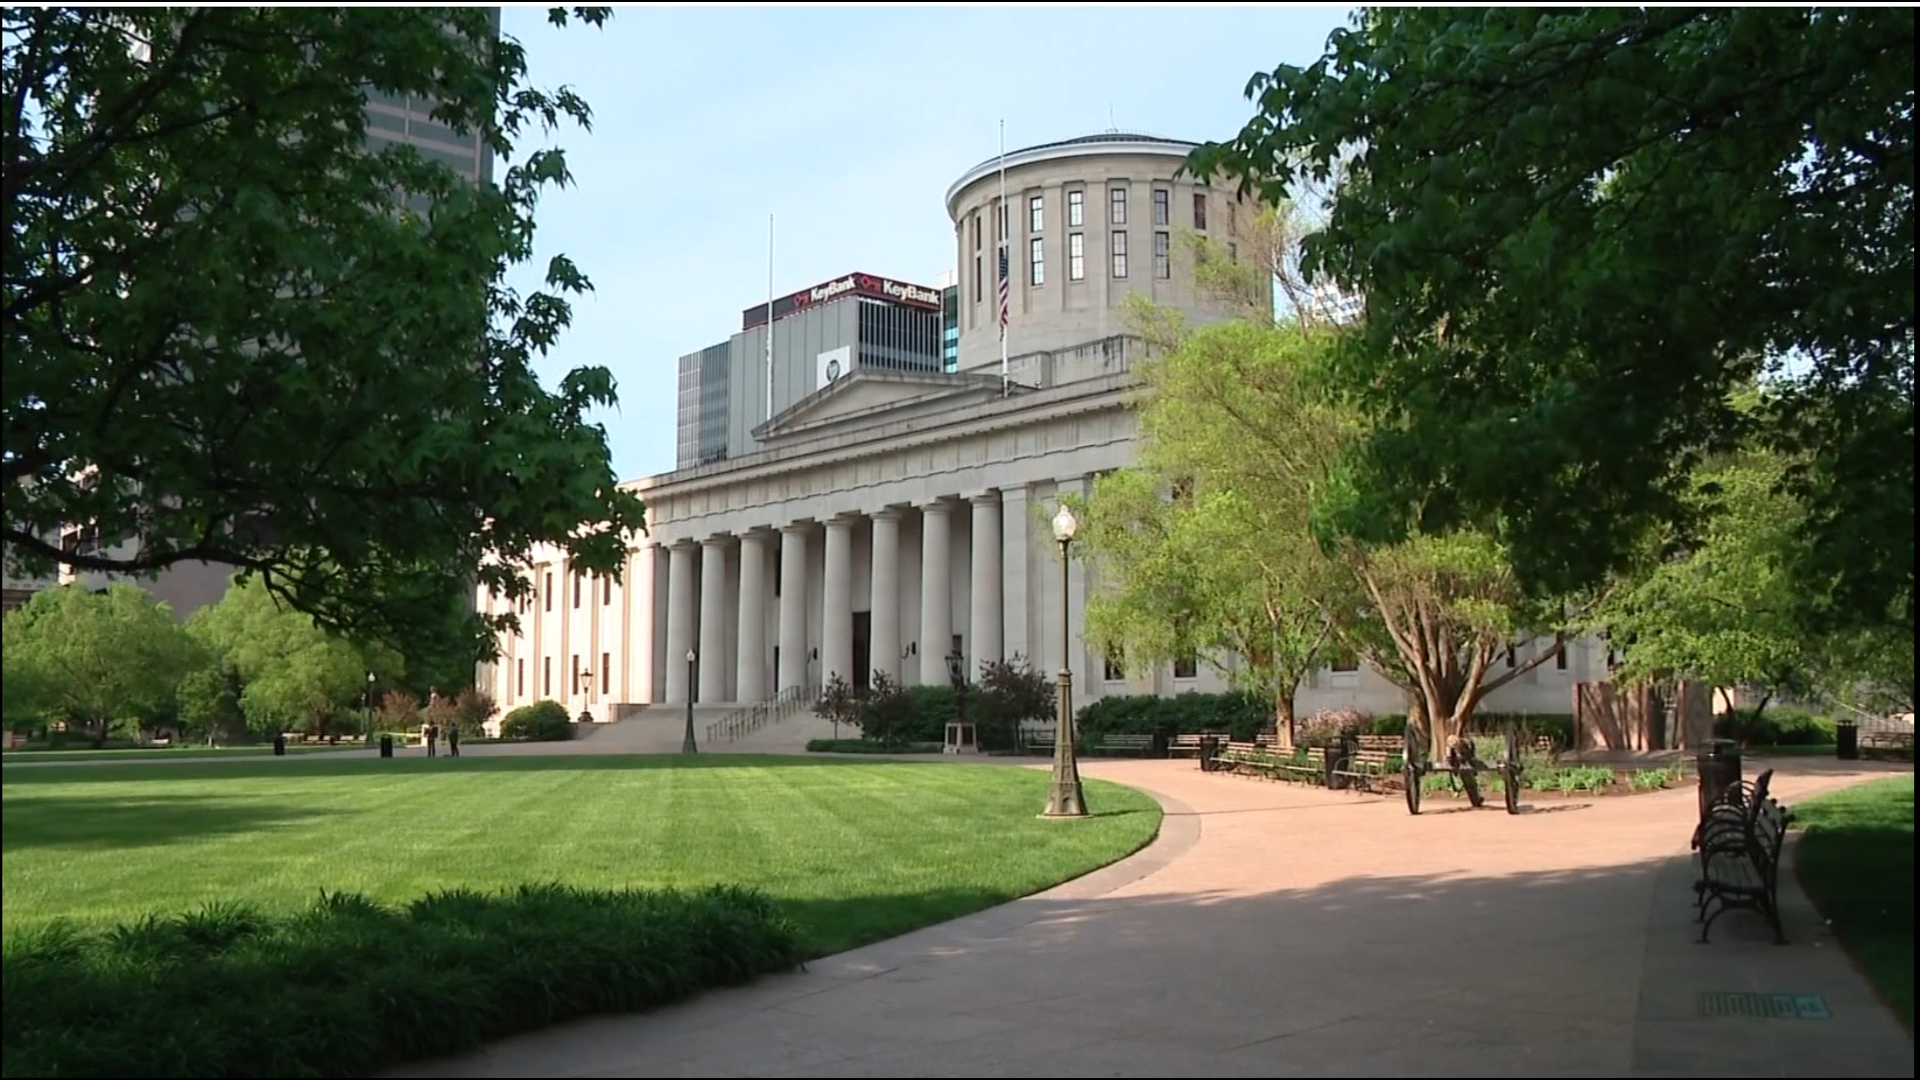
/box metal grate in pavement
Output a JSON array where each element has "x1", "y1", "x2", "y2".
[{"x1": 1698, "y1": 992, "x2": 1832, "y2": 1020}]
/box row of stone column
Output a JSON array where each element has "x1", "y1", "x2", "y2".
[{"x1": 658, "y1": 493, "x2": 1005, "y2": 705}]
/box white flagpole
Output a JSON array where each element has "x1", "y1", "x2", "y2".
[
  {"x1": 998, "y1": 119, "x2": 1008, "y2": 396},
  {"x1": 765, "y1": 214, "x2": 775, "y2": 425}
]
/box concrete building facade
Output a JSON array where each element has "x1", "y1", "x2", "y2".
[{"x1": 480, "y1": 133, "x2": 1613, "y2": 726}]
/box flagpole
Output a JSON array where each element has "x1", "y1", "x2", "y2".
[
  {"x1": 765, "y1": 213, "x2": 775, "y2": 426},
  {"x1": 997, "y1": 119, "x2": 1008, "y2": 396}
]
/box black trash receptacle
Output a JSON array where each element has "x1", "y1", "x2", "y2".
[
  {"x1": 1150, "y1": 728, "x2": 1171, "y2": 759},
  {"x1": 379, "y1": 734, "x2": 394, "y2": 759},
  {"x1": 1198, "y1": 735, "x2": 1223, "y2": 772},
  {"x1": 1835, "y1": 721, "x2": 1860, "y2": 761},
  {"x1": 272, "y1": 733, "x2": 286, "y2": 757},
  {"x1": 1695, "y1": 739, "x2": 1742, "y2": 819}
]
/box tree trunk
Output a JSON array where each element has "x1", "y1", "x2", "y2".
[{"x1": 1273, "y1": 691, "x2": 1297, "y2": 749}]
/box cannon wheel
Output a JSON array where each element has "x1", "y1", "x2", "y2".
[
  {"x1": 1403, "y1": 722, "x2": 1422, "y2": 767},
  {"x1": 1404, "y1": 764, "x2": 1422, "y2": 815},
  {"x1": 1504, "y1": 762, "x2": 1521, "y2": 815},
  {"x1": 1504, "y1": 721, "x2": 1520, "y2": 766}
]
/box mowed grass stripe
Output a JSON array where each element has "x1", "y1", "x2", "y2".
[{"x1": 1, "y1": 754, "x2": 1161, "y2": 957}]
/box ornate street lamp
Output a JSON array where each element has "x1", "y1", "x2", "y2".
[
  {"x1": 682, "y1": 648, "x2": 699, "y2": 754},
  {"x1": 363, "y1": 671, "x2": 376, "y2": 742},
  {"x1": 1043, "y1": 503, "x2": 1088, "y2": 818}
]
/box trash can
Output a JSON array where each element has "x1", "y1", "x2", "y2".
[
  {"x1": 1150, "y1": 727, "x2": 1171, "y2": 759},
  {"x1": 1695, "y1": 739, "x2": 1742, "y2": 820},
  {"x1": 1198, "y1": 735, "x2": 1223, "y2": 772},
  {"x1": 272, "y1": 733, "x2": 286, "y2": 757},
  {"x1": 1835, "y1": 721, "x2": 1860, "y2": 761},
  {"x1": 379, "y1": 734, "x2": 394, "y2": 759}
]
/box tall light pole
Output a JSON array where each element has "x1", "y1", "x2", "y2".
[
  {"x1": 1044, "y1": 504, "x2": 1088, "y2": 818},
  {"x1": 363, "y1": 671, "x2": 376, "y2": 742},
  {"x1": 682, "y1": 648, "x2": 699, "y2": 754}
]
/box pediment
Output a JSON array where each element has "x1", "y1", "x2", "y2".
[{"x1": 756, "y1": 368, "x2": 1022, "y2": 441}]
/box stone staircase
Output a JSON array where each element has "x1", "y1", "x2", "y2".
[
  {"x1": 703, "y1": 685, "x2": 824, "y2": 750},
  {"x1": 575, "y1": 705, "x2": 737, "y2": 753}
]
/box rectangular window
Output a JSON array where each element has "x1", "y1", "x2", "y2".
[
  {"x1": 603, "y1": 575, "x2": 613, "y2": 605},
  {"x1": 1068, "y1": 233, "x2": 1085, "y2": 281},
  {"x1": 1555, "y1": 632, "x2": 1569, "y2": 671},
  {"x1": 973, "y1": 255, "x2": 982, "y2": 302},
  {"x1": 543, "y1": 571, "x2": 553, "y2": 612},
  {"x1": 1193, "y1": 193, "x2": 1208, "y2": 230},
  {"x1": 1028, "y1": 194, "x2": 1043, "y2": 233},
  {"x1": 516, "y1": 658, "x2": 525, "y2": 696},
  {"x1": 997, "y1": 201, "x2": 1008, "y2": 242},
  {"x1": 1505, "y1": 644, "x2": 1518, "y2": 668},
  {"x1": 1153, "y1": 231, "x2": 1171, "y2": 279},
  {"x1": 1067, "y1": 189, "x2": 1084, "y2": 227},
  {"x1": 1227, "y1": 241, "x2": 1238, "y2": 263},
  {"x1": 601, "y1": 652, "x2": 611, "y2": 694},
  {"x1": 571, "y1": 654, "x2": 580, "y2": 694},
  {"x1": 1330, "y1": 656, "x2": 1360, "y2": 673},
  {"x1": 1152, "y1": 188, "x2": 1169, "y2": 226},
  {"x1": 971, "y1": 212, "x2": 981, "y2": 251},
  {"x1": 543, "y1": 656, "x2": 552, "y2": 695},
  {"x1": 1104, "y1": 649, "x2": 1126, "y2": 682},
  {"x1": 572, "y1": 574, "x2": 581, "y2": 609},
  {"x1": 1109, "y1": 186, "x2": 1127, "y2": 225},
  {"x1": 1029, "y1": 236, "x2": 1045, "y2": 286},
  {"x1": 1228, "y1": 201, "x2": 1237, "y2": 234},
  {"x1": 1110, "y1": 231, "x2": 1128, "y2": 278},
  {"x1": 1173, "y1": 654, "x2": 1198, "y2": 680}
]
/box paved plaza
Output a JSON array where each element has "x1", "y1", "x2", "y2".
[{"x1": 379, "y1": 754, "x2": 1913, "y2": 1079}]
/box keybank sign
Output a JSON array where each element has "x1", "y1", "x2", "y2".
[{"x1": 743, "y1": 271, "x2": 943, "y2": 329}]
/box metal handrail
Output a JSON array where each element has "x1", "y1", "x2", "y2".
[{"x1": 704, "y1": 683, "x2": 822, "y2": 744}]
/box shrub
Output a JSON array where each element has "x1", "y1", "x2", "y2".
[
  {"x1": 972, "y1": 656, "x2": 1055, "y2": 751},
  {"x1": 804, "y1": 738, "x2": 942, "y2": 754},
  {"x1": 857, "y1": 673, "x2": 917, "y2": 748},
  {"x1": 1715, "y1": 706, "x2": 1837, "y2": 746},
  {"x1": 1076, "y1": 690, "x2": 1273, "y2": 743},
  {"x1": 1297, "y1": 708, "x2": 1368, "y2": 748},
  {"x1": 498, "y1": 700, "x2": 573, "y2": 742},
  {"x1": 450, "y1": 690, "x2": 495, "y2": 737},
  {"x1": 371, "y1": 689, "x2": 420, "y2": 734},
  {"x1": 898, "y1": 684, "x2": 956, "y2": 744},
  {"x1": 0, "y1": 884, "x2": 802, "y2": 1078}
]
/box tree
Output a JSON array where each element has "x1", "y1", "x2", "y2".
[
  {"x1": 1192, "y1": 8, "x2": 1914, "y2": 641},
  {"x1": 175, "y1": 662, "x2": 244, "y2": 745},
  {"x1": 3, "y1": 7, "x2": 646, "y2": 651},
  {"x1": 1076, "y1": 320, "x2": 1349, "y2": 743},
  {"x1": 1598, "y1": 448, "x2": 1819, "y2": 712},
  {"x1": 858, "y1": 672, "x2": 915, "y2": 750},
  {"x1": 372, "y1": 689, "x2": 421, "y2": 733},
  {"x1": 1, "y1": 583, "x2": 200, "y2": 745},
  {"x1": 190, "y1": 577, "x2": 369, "y2": 735},
  {"x1": 450, "y1": 689, "x2": 496, "y2": 737},
  {"x1": 812, "y1": 672, "x2": 860, "y2": 741},
  {"x1": 972, "y1": 655, "x2": 1055, "y2": 751}
]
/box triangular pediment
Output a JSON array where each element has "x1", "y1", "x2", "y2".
[{"x1": 756, "y1": 368, "x2": 1022, "y2": 441}]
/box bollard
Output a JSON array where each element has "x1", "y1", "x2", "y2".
[{"x1": 1695, "y1": 739, "x2": 1743, "y2": 820}]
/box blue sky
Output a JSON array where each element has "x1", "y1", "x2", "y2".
[{"x1": 501, "y1": 4, "x2": 1354, "y2": 479}]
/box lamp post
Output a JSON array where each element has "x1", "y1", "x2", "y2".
[
  {"x1": 577, "y1": 668, "x2": 594, "y2": 726},
  {"x1": 682, "y1": 648, "x2": 699, "y2": 754},
  {"x1": 1043, "y1": 504, "x2": 1088, "y2": 818},
  {"x1": 363, "y1": 671, "x2": 376, "y2": 742}
]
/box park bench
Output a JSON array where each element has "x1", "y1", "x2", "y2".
[
  {"x1": 1027, "y1": 729, "x2": 1057, "y2": 754},
  {"x1": 1100, "y1": 733, "x2": 1154, "y2": 756},
  {"x1": 1692, "y1": 776, "x2": 1791, "y2": 944},
  {"x1": 1861, "y1": 729, "x2": 1914, "y2": 756},
  {"x1": 1169, "y1": 733, "x2": 1222, "y2": 758},
  {"x1": 1269, "y1": 746, "x2": 1327, "y2": 785}
]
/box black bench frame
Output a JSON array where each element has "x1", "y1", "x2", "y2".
[{"x1": 1692, "y1": 768, "x2": 1790, "y2": 944}]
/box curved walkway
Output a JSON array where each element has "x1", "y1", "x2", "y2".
[{"x1": 387, "y1": 757, "x2": 1913, "y2": 1078}]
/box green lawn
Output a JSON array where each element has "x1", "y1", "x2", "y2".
[
  {"x1": 1793, "y1": 774, "x2": 1915, "y2": 1031},
  {"x1": 1, "y1": 754, "x2": 1160, "y2": 956}
]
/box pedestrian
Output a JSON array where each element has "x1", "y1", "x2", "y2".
[
  {"x1": 447, "y1": 722, "x2": 460, "y2": 757},
  {"x1": 424, "y1": 721, "x2": 438, "y2": 758}
]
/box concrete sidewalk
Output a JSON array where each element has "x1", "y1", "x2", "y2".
[{"x1": 382, "y1": 757, "x2": 1911, "y2": 1078}]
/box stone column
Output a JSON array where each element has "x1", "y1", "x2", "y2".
[
  {"x1": 735, "y1": 531, "x2": 772, "y2": 703},
  {"x1": 663, "y1": 541, "x2": 696, "y2": 704},
  {"x1": 919, "y1": 500, "x2": 953, "y2": 685},
  {"x1": 869, "y1": 509, "x2": 902, "y2": 684},
  {"x1": 698, "y1": 537, "x2": 730, "y2": 703},
  {"x1": 822, "y1": 517, "x2": 854, "y2": 689},
  {"x1": 777, "y1": 524, "x2": 809, "y2": 693},
  {"x1": 968, "y1": 492, "x2": 1003, "y2": 675},
  {"x1": 1001, "y1": 486, "x2": 1031, "y2": 664}
]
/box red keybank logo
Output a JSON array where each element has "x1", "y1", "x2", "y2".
[{"x1": 743, "y1": 272, "x2": 942, "y2": 329}]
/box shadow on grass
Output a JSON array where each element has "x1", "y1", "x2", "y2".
[{"x1": 0, "y1": 793, "x2": 338, "y2": 853}]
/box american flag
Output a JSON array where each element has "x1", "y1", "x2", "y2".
[{"x1": 996, "y1": 245, "x2": 1010, "y2": 337}]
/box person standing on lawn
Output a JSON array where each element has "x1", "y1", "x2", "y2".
[
  {"x1": 447, "y1": 722, "x2": 460, "y2": 757},
  {"x1": 424, "y1": 721, "x2": 438, "y2": 758}
]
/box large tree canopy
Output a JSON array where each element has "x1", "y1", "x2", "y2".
[
  {"x1": 1192, "y1": 7, "x2": 1914, "y2": 639},
  {"x1": 2, "y1": 7, "x2": 644, "y2": 646}
]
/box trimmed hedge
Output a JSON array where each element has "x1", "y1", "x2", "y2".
[
  {"x1": 0, "y1": 884, "x2": 802, "y2": 1079},
  {"x1": 806, "y1": 738, "x2": 943, "y2": 754},
  {"x1": 498, "y1": 699, "x2": 574, "y2": 742},
  {"x1": 1714, "y1": 706, "x2": 1838, "y2": 747}
]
